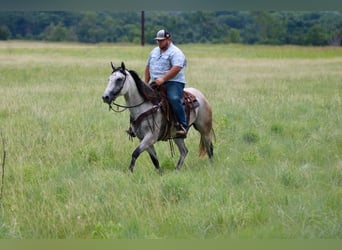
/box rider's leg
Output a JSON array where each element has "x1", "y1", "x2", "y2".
[{"x1": 165, "y1": 81, "x2": 187, "y2": 135}]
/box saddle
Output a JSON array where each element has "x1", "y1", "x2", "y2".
[
  {"x1": 157, "y1": 85, "x2": 200, "y2": 140},
  {"x1": 130, "y1": 81, "x2": 200, "y2": 140}
]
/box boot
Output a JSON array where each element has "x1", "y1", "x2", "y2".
[{"x1": 175, "y1": 124, "x2": 187, "y2": 138}]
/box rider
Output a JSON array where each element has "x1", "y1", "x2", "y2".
[{"x1": 145, "y1": 29, "x2": 188, "y2": 137}]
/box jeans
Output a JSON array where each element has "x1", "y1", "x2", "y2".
[{"x1": 164, "y1": 81, "x2": 187, "y2": 130}]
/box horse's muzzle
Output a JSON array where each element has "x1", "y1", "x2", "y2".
[{"x1": 102, "y1": 95, "x2": 112, "y2": 104}]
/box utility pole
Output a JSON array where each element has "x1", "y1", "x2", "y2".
[{"x1": 141, "y1": 10, "x2": 145, "y2": 46}]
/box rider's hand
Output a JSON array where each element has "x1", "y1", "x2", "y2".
[{"x1": 155, "y1": 77, "x2": 165, "y2": 85}]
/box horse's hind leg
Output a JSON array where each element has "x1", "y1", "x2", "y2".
[
  {"x1": 193, "y1": 107, "x2": 214, "y2": 160},
  {"x1": 173, "y1": 138, "x2": 188, "y2": 170}
]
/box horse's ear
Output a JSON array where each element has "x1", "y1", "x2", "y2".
[
  {"x1": 111, "y1": 62, "x2": 115, "y2": 71},
  {"x1": 121, "y1": 62, "x2": 126, "y2": 71}
]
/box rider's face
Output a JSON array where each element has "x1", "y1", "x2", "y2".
[{"x1": 157, "y1": 38, "x2": 170, "y2": 51}]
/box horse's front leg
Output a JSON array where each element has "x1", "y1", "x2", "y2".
[
  {"x1": 129, "y1": 150, "x2": 138, "y2": 172},
  {"x1": 129, "y1": 133, "x2": 158, "y2": 172},
  {"x1": 146, "y1": 145, "x2": 161, "y2": 172}
]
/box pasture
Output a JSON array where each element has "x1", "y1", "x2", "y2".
[{"x1": 0, "y1": 41, "x2": 341, "y2": 238}]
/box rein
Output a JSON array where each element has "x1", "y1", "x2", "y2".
[{"x1": 108, "y1": 100, "x2": 145, "y2": 113}]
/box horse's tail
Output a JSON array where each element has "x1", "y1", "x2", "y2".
[
  {"x1": 197, "y1": 98, "x2": 214, "y2": 159},
  {"x1": 199, "y1": 127, "x2": 215, "y2": 159}
]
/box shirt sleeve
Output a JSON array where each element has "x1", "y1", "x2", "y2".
[{"x1": 170, "y1": 50, "x2": 186, "y2": 68}]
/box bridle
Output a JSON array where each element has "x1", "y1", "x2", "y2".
[{"x1": 108, "y1": 68, "x2": 145, "y2": 112}]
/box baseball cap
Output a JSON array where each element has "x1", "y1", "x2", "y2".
[{"x1": 155, "y1": 29, "x2": 171, "y2": 40}]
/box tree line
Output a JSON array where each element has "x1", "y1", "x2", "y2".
[{"x1": 0, "y1": 11, "x2": 341, "y2": 46}]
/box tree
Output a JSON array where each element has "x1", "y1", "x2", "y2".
[
  {"x1": 0, "y1": 25, "x2": 11, "y2": 40},
  {"x1": 0, "y1": 11, "x2": 341, "y2": 45},
  {"x1": 224, "y1": 28, "x2": 242, "y2": 43},
  {"x1": 251, "y1": 11, "x2": 286, "y2": 45},
  {"x1": 328, "y1": 19, "x2": 342, "y2": 45},
  {"x1": 75, "y1": 12, "x2": 104, "y2": 43},
  {"x1": 41, "y1": 22, "x2": 77, "y2": 41},
  {"x1": 305, "y1": 24, "x2": 329, "y2": 45}
]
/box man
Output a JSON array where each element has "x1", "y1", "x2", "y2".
[{"x1": 145, "y1": 29, "x2": 188, "y2": 137}]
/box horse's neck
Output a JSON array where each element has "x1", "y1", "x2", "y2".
[{"x1": 124, "y1": 77, "x2": 152, "y2": 119}]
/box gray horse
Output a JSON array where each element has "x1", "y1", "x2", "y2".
[{"x1": 102, "y1": 62, "x2": 214, "y2": 173}]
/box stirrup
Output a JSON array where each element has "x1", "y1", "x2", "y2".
[{"x1": 175, "y1": 124, "x2": 187, "y2": 138}]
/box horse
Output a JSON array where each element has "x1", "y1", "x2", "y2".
[{"x1": 102, "y1": 62, "x2": 214, "y2": 173}]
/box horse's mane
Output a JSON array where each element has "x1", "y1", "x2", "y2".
[{"x1": 128, "y1": 70, "x2": 161, "y2": 104}]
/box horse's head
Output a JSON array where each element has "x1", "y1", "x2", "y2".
[{"x1": 102, "y1": 62, "x2": 129, "y2": 104}]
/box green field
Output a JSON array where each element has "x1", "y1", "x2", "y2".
[{"x1": 0, "y1": 41, "x2": 341, "y2": 238}]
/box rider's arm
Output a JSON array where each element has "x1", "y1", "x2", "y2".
[
  {"x1": 155, "y1": 65, "x2": 182, "y2": 85},
  {"x1": 144, "y1": 65, "x2": 151, "y2": 83}
]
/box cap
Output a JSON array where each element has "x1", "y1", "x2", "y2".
[{"x1": 155, "y1": 29, "x2": 171, "y2": 40}]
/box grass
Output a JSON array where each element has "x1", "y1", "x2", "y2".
[{"x1": 0, "y1": 41, "x2": 341, "y2": 238}]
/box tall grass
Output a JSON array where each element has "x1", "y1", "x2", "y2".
[{"x1": 0, "y1": 41, "x2": 341, "y2": 238}]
